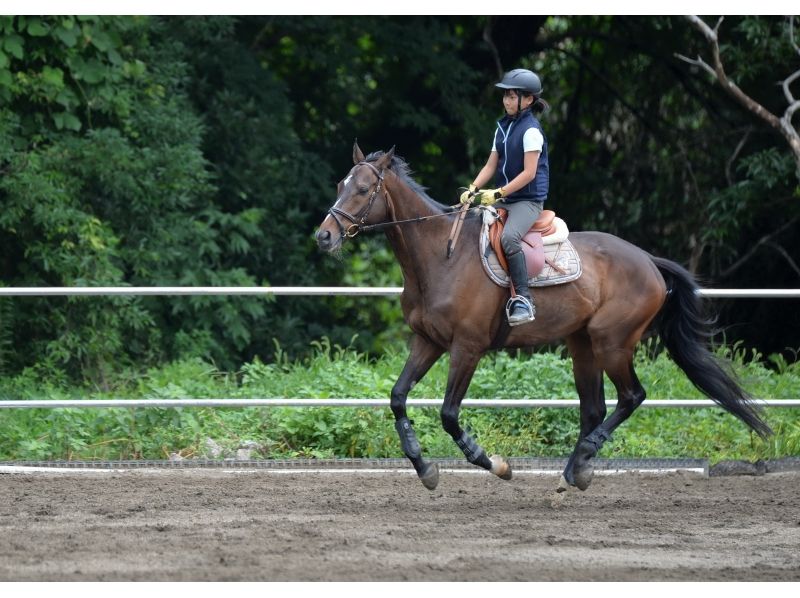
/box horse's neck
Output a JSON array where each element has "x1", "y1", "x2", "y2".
[{"x1": 383, "y1": 175, "x2": 451, "y2": 294}]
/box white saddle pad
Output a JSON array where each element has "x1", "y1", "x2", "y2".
[{"x1": 478, "y1": 208, "x2": 582, "y2": 288}]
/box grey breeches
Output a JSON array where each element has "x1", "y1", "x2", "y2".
[{"x1": 499, "y1": 200, "x2": 544, "y2": 256}]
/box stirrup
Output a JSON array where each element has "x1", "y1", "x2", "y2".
[{"x1": 506, "y1": 296, "x2": 536, "y2": 326}]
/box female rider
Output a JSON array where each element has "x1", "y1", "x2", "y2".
[{"x1": 460, "y1": 68, "x2": 550, "y2": 326}]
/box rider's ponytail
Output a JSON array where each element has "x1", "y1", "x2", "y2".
[{"x1": 532, "y1": 96, "x2": 549, "y2": 114}]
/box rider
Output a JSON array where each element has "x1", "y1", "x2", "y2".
[{"x1": 460, "y1": 68, "x2": 550, "y2": 326}]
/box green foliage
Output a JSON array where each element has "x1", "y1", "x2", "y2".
[
  {"x1": 0, "y1": 16, "x2": 149, "y2": 132},
  {"x1": 1, "y1": 15, "x2": 799, "y2": 384},
  {"x1": 1, "y1": 344, "x2": 798, "y2": 462},
  {"x1": 0, "y1": 16, "x2": 271, "y2": 377}
]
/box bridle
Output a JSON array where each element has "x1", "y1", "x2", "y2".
[
  {"x1": 327, "y1": 160, "x2": 457, "y2": 240},
  {"x1": 327, "y1": 161, "x2": 387, "y2": 239}
]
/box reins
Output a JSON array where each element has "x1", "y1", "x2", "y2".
[
  {"x1": 356, "y1": 205, "x2": 457, "y2": 235},
  {"x1": 328, "y1": 161, "x2": 459, "y2": 239}
]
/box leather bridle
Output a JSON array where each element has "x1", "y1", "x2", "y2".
[
  {"x1": 327, "y1": 161, "x2": 387, "y2": 239},
  {"x1": 326, "y1": 159, "x2": 458, "y2": 241}
]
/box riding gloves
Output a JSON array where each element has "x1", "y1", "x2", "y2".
[
  {"x1": 477, "y1": 188, "x2": 505, "y2": 205},
  {"x1": 459, "y1": 184, "x2": 478, "y2": 204}
]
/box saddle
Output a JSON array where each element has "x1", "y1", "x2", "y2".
[
  {"x1": 481, "y1": 207, "x2": 582, "y2": 288},
  {"x1": 489, "y1": 209, "x2": 559, "y2": 276}
]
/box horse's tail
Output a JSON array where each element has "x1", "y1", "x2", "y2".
[{"x1": 650, "y1": 256, "x2": 772, "y2": 438}]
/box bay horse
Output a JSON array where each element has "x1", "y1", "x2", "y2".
[{"x1": 315, "y1": 143, "x2": 771, "y2": 492}]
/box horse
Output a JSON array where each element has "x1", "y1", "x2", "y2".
[{"x1": 315, "y1": 142, "x2": 772, "y2": 492}]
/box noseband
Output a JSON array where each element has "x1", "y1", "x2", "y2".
[{"x1": 328, "y1": 161, "x2": 386, "y2": 239}]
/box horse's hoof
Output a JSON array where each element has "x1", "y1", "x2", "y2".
[
  {"x1": 419, "y1": 463, "x2": 439, "y2": 491},
  {"x1": 556, "y1": 474, "x2": 571, "y2": 493},
  {"x1": 573, "y1": 464, "x2": 594, "y2": 491},
  {"x1": 490, "y1": 455, "x2": 513, "y2": 480}
]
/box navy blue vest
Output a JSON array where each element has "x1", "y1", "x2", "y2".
[{"x1": 494, "y1": 110, "x2": 549, "y2": 202}]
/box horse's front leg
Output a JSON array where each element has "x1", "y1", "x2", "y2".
[
  {"x1": 391, "y1": 334, "x2": 444, "y2": 490},
  {"x1": 440, "y1": 348, "x2": 512, "y2": 481}
]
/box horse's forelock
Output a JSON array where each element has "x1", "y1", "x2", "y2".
[{"x1": 364, "y1": 151, "x2": 407, "y2": 177}]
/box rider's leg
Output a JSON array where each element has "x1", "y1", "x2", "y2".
[{"x1": 500, "y1": 200, "x2": 543, "y2": 325}]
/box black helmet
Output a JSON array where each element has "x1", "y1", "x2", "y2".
[{"x1": 495, "y1": 68, "x2": 543, "y2": 96}]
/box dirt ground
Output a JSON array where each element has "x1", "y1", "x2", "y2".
[{"x1": 0, "y1": 468, "x2": 798, "y2": 581}]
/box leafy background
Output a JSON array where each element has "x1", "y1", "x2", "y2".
[{"x1": 1, "y1": 16, "x2": 798, "y2": 397}]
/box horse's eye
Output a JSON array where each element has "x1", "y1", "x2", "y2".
[{"x1": 357, "y1": 185, "x2": 369, "y2": 195}]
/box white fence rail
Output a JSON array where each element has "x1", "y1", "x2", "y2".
[
  {"x1": 0, "y1": 286, "x2": 799, "y2": 298},
  {"x1": 0, "y1": 286, "x2": 404, "y2": 297},
  {"x1": 1, "y1": 398, "x2": 799, "y2": 410}
]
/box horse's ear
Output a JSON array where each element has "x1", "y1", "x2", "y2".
[
  {"x1": 353, "y1": 140, "x2": 366, "y2": 165},
  {"x1": 374, "y1": 146, "x2": 395, "y2": 170}
]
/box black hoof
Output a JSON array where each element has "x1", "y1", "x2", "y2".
[
  {"x1": 419, "y1": 463, "x2": 439, "y2": 491},
  {"x1": 573, "y1": 464, "x2": 594, "y2": 491},
  {"x1": 572, "y1": 439, "x2": 597, "y2": 491}
]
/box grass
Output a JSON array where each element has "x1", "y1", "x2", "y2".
[{"x1": 0, "y1": 339, "x2": 798, "y2": 463}]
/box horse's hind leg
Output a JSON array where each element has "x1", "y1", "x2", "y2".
[
  {"x1": 440, "y1": 347, "x2": 512, "y2": 481},
  {"x1": 391, "y1": 334, "x2": 444, "y2": 490},
  {"x1": 561, "y1": 330, "x2": 606, "y2": 490},
  {"x1": 572, "y1": 348, "x2": 646, "y2": 490}
]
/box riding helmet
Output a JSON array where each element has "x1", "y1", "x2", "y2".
[{"x1": 495, "y1": 68, "x2": 543, "y2": 96}]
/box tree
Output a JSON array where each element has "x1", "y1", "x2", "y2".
[
  {"x1": 0, "y1": 17, "x2": 270, "y2": 378},
  {"x1": 2, "y1": 16, "x2": 797, "y2": 378},
  {"x1": 678, "y1": 16, "x2": 800, "y2": 178}
]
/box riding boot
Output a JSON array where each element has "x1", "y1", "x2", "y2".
[{"x1": 506, "y1": 250, "x2": 536, "y2": 326}]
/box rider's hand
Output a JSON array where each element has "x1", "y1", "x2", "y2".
[
  {"x1": 477, "y1": 188, "x2": 505, "y2": 205},
  {"x1": 459, "y1": 184, "x2": 478, "y2": 205}
]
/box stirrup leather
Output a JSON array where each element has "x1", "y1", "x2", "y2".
[{"x1": 505, "y1": 296, "x2": 536, "y2": 326}]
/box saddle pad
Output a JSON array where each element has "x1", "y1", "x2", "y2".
[{"x1": 479, "y1": 218, "x2": 582, "y2": 288}]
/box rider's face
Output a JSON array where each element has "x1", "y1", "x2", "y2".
[{"x1": 503, "y1": 89, "x2": 533, "y2": 116}]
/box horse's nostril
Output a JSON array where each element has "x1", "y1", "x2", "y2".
[{"x1": 316, "y1": 228, "x2": 332, "y2": 247}]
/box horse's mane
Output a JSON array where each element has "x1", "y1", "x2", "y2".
[{"x1": 365, "y1": 151, "x2": 450, "y2": 211}]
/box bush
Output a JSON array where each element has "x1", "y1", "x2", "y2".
[{"x1": 0, "y1": 341, "x2": 798, "y2": 462}]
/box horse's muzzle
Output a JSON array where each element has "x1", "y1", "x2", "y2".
[{"x1": 315, "y1": 227, "x2": 338, "y2": 252}]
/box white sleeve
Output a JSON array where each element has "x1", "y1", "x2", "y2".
[{"x1": 523, "y1": 127, "x2": 544, "y2": 152}]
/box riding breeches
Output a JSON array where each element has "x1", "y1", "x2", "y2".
[{"x1": 499, "y1": 200, "x2": 544, "y2": 256}]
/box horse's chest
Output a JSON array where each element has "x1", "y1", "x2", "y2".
[{"x1": 402, "y1": 298, "x2": 456, "y2": 347}]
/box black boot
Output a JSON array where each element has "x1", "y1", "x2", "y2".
[{"x1": 506, "y1": 250, "x2": 535, "y2": 326}]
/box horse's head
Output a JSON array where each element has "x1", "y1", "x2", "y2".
[{"x1": 315, "y1": 142, "x2": 395, "y2": 253}]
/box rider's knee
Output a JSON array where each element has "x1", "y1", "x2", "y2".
[{"x1": 501, "y1": 230, "x2": 523, "y2": 257}]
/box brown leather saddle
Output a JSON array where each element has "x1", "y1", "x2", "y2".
[{"x1": 488, "y1": 208, "x2": 564, "y2": 278}]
